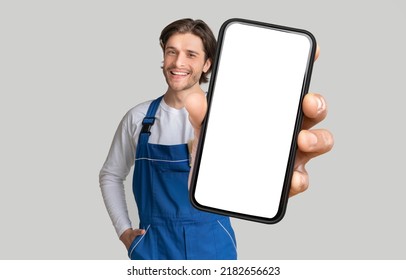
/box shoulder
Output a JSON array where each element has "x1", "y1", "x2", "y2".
[
  {"x1": 125, "y1": 99, "x2": 153, "y2": 119},
  {"x1": 117, "y1": 99, "x2": 154, "y2": 133}
]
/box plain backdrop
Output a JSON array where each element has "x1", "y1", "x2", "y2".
[{"x1": 0, "y1": 0, "x2": 405, "y2": 259}]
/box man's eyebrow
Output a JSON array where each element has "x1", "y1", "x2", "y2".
[
  {"x1": 187, "y1": 50, "x2": 200, "y2": 56},
  {"x1": 165, "y1": 46, "x2": 201, "y2": 55}
]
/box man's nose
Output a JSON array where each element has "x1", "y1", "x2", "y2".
[{"x1": 174, "y1": 53, "x2": 186, "y2": 67}]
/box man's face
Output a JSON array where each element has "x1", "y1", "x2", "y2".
[{"x1": 162, "y1": 32, "x2": 211, "y2": 93}]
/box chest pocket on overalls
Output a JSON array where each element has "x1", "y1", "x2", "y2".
[{"x1": 152, "y1": 161, "x2": 191, "y2": 218}]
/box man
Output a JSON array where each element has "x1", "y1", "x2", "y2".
[{"x1": 99, "y1": 18, "x2": 333, "y2": 260}]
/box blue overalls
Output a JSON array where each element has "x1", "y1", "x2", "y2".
[{"x1": 128, "y1": 95, "x2": 237, "y2": 260}]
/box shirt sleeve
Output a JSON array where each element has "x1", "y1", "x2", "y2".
[{"x1": 99, "y1": 111, "x2": 139, "y2": 238}]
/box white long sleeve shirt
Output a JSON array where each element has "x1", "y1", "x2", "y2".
[{"x1": 99, "y1": 97, "x2": 194, "y2": 237}]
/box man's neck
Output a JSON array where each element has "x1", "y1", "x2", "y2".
[{"x1": 164, "y1": 87, "x2": 204, "y2": 109}]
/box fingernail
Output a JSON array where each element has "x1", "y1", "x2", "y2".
[
  {"x1": 316, "y1": 96, "x2": 325, "y2": 114},
  {"x1": 307, "y1": 131, "x2": 318, "y2": 148}
]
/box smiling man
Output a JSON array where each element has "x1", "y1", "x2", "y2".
[{"x1": 99, "y1": 18, "x2": 333, "y2": 260}]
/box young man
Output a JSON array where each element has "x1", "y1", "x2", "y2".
[{"x1": 99, "y1": 18, "x2": 333, "y2": 260}]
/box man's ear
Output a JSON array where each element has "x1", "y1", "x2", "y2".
[{"x1": 203, "y1": 59, "x2": 211, "y2": 73}]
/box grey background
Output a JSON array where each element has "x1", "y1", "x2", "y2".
[{"x1": 0, "y1": 0, "x2": 405, "y2": 259}]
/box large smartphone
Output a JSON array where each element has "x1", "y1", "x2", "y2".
[{"x1": 189, "y1": 18, "x2": 317, "y2": 223}]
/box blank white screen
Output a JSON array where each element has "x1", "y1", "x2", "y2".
[{"x1": 194, "y1": 22, "x2": 312, "y2": 219}]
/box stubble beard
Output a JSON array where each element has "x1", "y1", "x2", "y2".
[{"x1": 163, "y1": 67, "x2": 201, "y2": 93}]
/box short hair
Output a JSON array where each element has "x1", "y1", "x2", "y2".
[{"x1": 159, "y1": 18, "x2": 216, "y2": 84}]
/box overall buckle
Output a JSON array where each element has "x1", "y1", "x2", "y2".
[{"x1": 141, "y1": 117, "x2": 155, "y2": 134}]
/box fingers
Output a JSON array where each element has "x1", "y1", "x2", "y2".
[
  {"x1": 290, "y1": 129, "x2": 333, "y2": 197},
  {"x1": 120, "y1": 228, "x2": 146, "y2": 250},
  {"x1": 301, "y1": 43, "x2": 321, "y2": 129},
  {"x1": 315, "y1": 44, "x2": 320, "y2": 61},
  {"x1": 290, "y1": 44, "x2": 321, "y2": 197},
  {"x1": 289, "y1": 169, "x2": 309, "y2": 197},
  {"x1": 289, "y1": 129, "x2": 333, "y2": 197},
  {"x1": 297, "y1": 129, "x2": 334, "y2": 158},
  {"x1": 301, "y1": 93, "x2": 328, "y2": 130},
  {"x1": 289, "y1": 129, "x2": 334, "y2": 197},
  {"x1": 134, "y1": 229, "x2": 146, "y2": 236},
  {"x1": 290, "y1": 128, "x2": 333, "y2": 197}
]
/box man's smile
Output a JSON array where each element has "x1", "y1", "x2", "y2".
[{"x1": 169, "y1": 69, "x2": 190, "y2": 77}]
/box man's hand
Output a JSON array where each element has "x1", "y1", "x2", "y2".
[
  {"x1": 290, "y1": 92, "x2": 333, "y2": 196},
  {"x1": 184, "y1": 91, "x2": 207, "y2": 169},
  {"x1": 119, "y1": 228, "x2": 146, "y2": 250},
  {"x1": 185, "y1": 46, "x2": 334, "y2": 197}
]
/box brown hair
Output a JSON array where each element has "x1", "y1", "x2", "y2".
[{"x1": 159, "y1": 18, "x2": 216, "y2": 84}]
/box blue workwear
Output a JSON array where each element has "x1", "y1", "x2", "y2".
[{"x1": 128, "y1": 95, "x2": 237, "y2": 260}]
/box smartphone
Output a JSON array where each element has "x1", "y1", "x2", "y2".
[{"x1": 189, "y1": 18, "x2": 317, "y2": 223}]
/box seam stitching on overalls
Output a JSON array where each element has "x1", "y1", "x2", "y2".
[
  {"x1": 129, "y1": 224, "x2": 151, "y2": 258},
  {"x1": 135, "y1": 157, "x2": 189, "y2": 163},
  {"x1": 217, "y1": 220, "x2": 237, "y2": 251}
]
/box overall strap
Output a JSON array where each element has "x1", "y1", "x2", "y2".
[{"x1": 138, "y1": 95, "x2": 164, "y2": 145}]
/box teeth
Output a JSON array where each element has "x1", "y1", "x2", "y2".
[{"x1": 171, "y1": 71, "x2": 188, "y2": 76}]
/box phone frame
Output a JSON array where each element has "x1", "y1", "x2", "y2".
[{"x1": 189, "y1": 18, "x2": 317, "y2": 224}]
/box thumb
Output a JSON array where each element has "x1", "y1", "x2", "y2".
[
  {"x1": 184, "y1": 92, "x2": 207, "y2": 136},
  {"x1": 184, "y1": 92, "x2": 207, "y2": 183}
]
